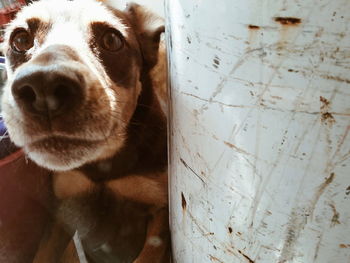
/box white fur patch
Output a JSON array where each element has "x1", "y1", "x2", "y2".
[{"x1": 147, "y1": 236, "x2": 163, "y2": 247}]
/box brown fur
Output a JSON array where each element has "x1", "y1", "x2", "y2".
[{"x1": 1, "y1": 0, "x2": 169, "y2": 262}]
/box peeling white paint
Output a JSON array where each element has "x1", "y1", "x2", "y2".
[{"x1": 166, "y1": 0, "x2": 350, "y2": 262}]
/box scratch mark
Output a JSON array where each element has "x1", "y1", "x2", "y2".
[
  {"x1": 180, "y1": 158, "x2": 205, "y2": 184},
  {"x1": 186, "y1": 210, "x2": 215, "y2": 239},
  {"x1": 279, "y1": 207, "x2": 307, "y2": 262},
  {"x1": 320, "y1": 96, "x2": 330, "y2": 110},
  {"x1": 185, "y1": 209, "x2": 242, "y2": 261},
  {"x1": 310, "y1": 172, "x2": 335, "y2": 218},
  {"x1": 182, "y1": 92, "x2": 246, "y2": 109},
  {"x1": 181, "y1": 192, "x2": 187, "y2": 210},
  {"x1": 346, "y1": 186, "x2": 350, "y2": 195},
  {"x1": 287, "y1": 68, "x2": 350, "y2": 84},
  {"x1": 261, "y1": 245, "x2": 280, "y2": 252},
  {"x1": 329, "y1": 203, "x2": 341, "y2": 226},
  {"x1": 329, "y1": 125, "x2": 350, "y2": 169},
  {"x1": 313, "y1": 234, "x2": 323, "y2": 261},
  {"x1": 224, "y1": 141, "x2": 251, "y2": 156},
  {"x1": 271, "y1": 95, "x2": 283, "y2": 100},
  {"x1": 213, "y1": 55, "x2": 220, "y2": 69},
  {"x1": 232, "y1": 18, "x2": 309, "y2": 224},
  {"x1": 198, "y1": 53, "x2": 249, "y2": 114},
  {"x1": 334, "y1": 151, "x2": 350, "y2": 168},
  {"x1": 209, "y1": 255, "x2": 224, "y2": 263},
  {"x1": 182, "y1": 92, "x2": 348, "y2": 118},
  {"x1": 320, "y1": 74, "x2": 350, "y2": 84},
  {"x1": 238, "y1": 250, "x2": 255, "y2": 263},
  {"x1": 320, "y1": 172, "x2": 335, "y2": 193}
]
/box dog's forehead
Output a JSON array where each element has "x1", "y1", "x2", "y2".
[{"x1": 9, "y1": 0, "x2": 127, "y2": 35}]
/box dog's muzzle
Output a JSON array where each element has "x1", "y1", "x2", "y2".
[{"x1": 11, "y1": 45, "x2": 85, "y2": 119}]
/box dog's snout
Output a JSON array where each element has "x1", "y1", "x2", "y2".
[{"x1": 12, "y1": 66, "x2": 84, "y2": 118}]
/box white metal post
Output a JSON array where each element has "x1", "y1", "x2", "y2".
[{"x1": 166, "y1": 0, "x2": 350, "y2": 262}]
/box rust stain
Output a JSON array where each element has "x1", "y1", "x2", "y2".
[
  {"x1": 247, "y1": 24, "x2": 261, "y2": 46},
  {"x1": 320, "y1": 74, "x2": 350, "y2": 84},
  {"x1": 274, "y1": 16, "x2": 301, "y2": 48},
  {"x1": 321, "y1": 112, "x2": 335, "y2": 125},
  {"x1": 320, "y1": 96, "x2": 330, "y2": 110},
  {"x1": 319, "y1": 96, "x2": 335, "y2": 126},
  {"x1": 274, "y1": 17, "x2": 302, "y2": 25},
  {"x1": 339, "y1": 244, "x2": 350, "y2": 248},
  {"x1": 224, "y1": 141, "x2": 250, "y2": 156},
  {"x1": 181, "y1": 192, "x2": 187, "y2": 210},
  {"x1": 209, "y1": 255, "x2": 224, "y2": 263},
  {"x1": 224, "y1": 141, "x2": 236, "y2": 148},
  {"x1": 329, "y1": 203, "x2": 341, "y2": 226},
  {"x1": 238, "y1": 250, "x2": 255, "y2": 263},
  {"x1": 321, "y1": 173, "x2": 335, "y2": 192},
  {"x1": 228, "y1": 227, "x2": 233, "y2": 234},
  {"x1": 248, "y1": 24, "x2": 260, "y2": 30}
]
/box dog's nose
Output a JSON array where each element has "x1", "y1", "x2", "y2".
[{"x1": 12, "y1": 65, "x2": 84, "y2": 118}]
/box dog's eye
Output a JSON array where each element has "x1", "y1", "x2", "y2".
[
  {"x1": 11, "y1": 29, "x2": 34, "y2": 53},
  {"x1": 100, "y1": 30, "x2": 124, "y2": 52}
]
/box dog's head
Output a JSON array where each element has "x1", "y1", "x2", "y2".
[{"x1": 1, "y1": 0, "x2": 164, "y2": 171}]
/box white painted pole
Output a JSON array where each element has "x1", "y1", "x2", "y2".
[{"x1": 165, "y1": 1, "x2": 350, "y2": 262}]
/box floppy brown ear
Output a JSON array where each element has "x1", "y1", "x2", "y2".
[{"x1": 125, "y1": 3, "x2": 165, "y2": 69}]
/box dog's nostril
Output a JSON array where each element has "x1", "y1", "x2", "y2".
[
  {"x1": 53, "y1": 84, "x2": 72, "y2": 101},
  {"x1": 16, "y1": 85, "x2": 36, "y2": 104}
]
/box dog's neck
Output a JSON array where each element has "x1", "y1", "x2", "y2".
[{"x1": 79, "y1": 68, "x2": 167, "y2": 182}]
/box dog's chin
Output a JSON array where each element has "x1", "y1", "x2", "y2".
[{"x1": 25, "y1": 136, "x2": 120, "y2": 171}]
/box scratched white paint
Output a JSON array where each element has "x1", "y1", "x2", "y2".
[{"x1": 166, "y1": 0, "x2": 350, "y2": 262}]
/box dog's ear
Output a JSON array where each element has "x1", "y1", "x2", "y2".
[{"x1": 125, "y1": 3, "x2": 165, "y2": 69}]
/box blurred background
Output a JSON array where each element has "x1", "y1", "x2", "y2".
[{"x1": 107, "y1": 0, "x2": 164, "y2": 17}]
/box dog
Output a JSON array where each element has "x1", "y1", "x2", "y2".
[{"x1": 1, "y1": 0, "x2": 169, "y2": 262}]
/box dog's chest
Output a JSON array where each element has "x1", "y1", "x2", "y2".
[
  {"x1": 53, "y1": 156, "x2": 135, "y2": 197},
  {"x1": 53, "y1": 170, "x2": 149, "y2": 261},
  {"x1": 53, "y1": 170, "x2": 95, "y2": 199}
]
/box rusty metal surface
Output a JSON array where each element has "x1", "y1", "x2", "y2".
[{"x1": 166, "y1": 0, "x2": 350, "y2": 262}]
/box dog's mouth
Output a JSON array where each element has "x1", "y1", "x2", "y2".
[
  {"x1": 29, "y1": 135, "x2": 98, "y2": 151},
  {"x1": 24, "y1": 134, "x2": 117, "y2": 171}
]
